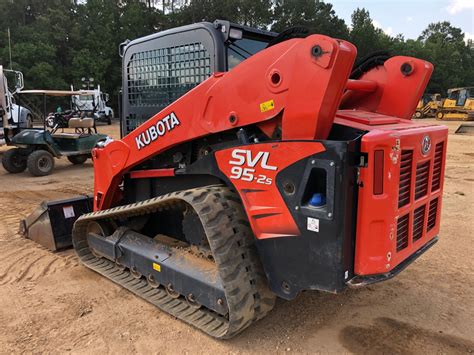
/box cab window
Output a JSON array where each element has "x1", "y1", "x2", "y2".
[
  {"x1": 457, "y1": 89, "x2": 468, "y2": 106},
  {"x1": 226, "y1": 37, "x2": 268, "y2": 70}
]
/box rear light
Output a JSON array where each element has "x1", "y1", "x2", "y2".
[{"x1": 373, "y1": 150, "x2": 384, "y2": 195}]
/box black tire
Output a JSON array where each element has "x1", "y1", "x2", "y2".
[
  {"x1": 107, "y1": 114, "x2": 112, "y2": 125},
  {"x1": 414, "y1": 110, "x2": 423, "y2": 119},
  {"x1": 67, "y1": 155, "x2": 88, "y2": 165},
  {"x1": 27, "y1": 150, "x2": 55, "y2": 176},
  {"x1": 436, "y1": 111, "x2": 444, "y2": 120},
  {"x1": 2, "y1": 149, "x2": 27, "y2": 173}
]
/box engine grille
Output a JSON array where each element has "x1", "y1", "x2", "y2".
[
  {"x1": 432, "y1": 142, "x2": 444, "y2": 191},
  {"x1": 398, "y1": 150, "x2": 413, "y2": 208},
  {"x1": 396, "y1": 139, "x2": 445, "y2": 254},
  {"x1": 397, "y1": 214, "x2": 409, "y2": 252},
  {"x1": 412, "y1": 205, "x2": 426, "y2": 242},
  {"x1": 427, "y1": 198, "x2": 439, "y2": 232},
  {"x1": 415, "y1": 161, "x2": 430, "y2": 200}
]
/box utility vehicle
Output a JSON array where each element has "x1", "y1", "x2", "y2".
[{"x1": 2, "y1": 90, "x2": 107, "y2": 176}]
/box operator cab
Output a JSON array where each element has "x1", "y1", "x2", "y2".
[
  {"x1": 447, "y1": 87, "x2": 474, "y2": 107},
  {"x1": 120, "y1": 20, "x2": 277, "y2": 136}
]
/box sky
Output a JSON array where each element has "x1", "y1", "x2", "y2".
[{"x1": 330, "y1": 0, "x2": 474, "y2": 41}]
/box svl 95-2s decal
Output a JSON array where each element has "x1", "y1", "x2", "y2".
[{"x1": 229, "y1": 149, "x2": 277, "y2": 185}]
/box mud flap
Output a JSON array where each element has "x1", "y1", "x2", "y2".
[{"x1": 20, "y1": 195, "x2": 92, "y2": 251}]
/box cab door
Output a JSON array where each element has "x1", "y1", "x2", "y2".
[
  {"x1": 0, "y1": 66, "x2": 9, "y2": 129},
  {"x1": 456, "y1": 88, "x2": 468, "y2": 107}
]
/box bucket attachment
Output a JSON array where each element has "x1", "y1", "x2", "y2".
[
  {"x1": 455, "y1": 123, "x2": 474, "y2": 135},
  {"x1": 20, "y1": 195, "x2": 92, "y2": 251}
]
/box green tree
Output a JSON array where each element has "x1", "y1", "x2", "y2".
[
  {"x1": 417, "y1": 21, "x2": 474, "y2": 92},
  {"x1": 349, "y1": 8, "x2": 393, "y2": 58},
  {"x1": 174, "y1": 0, "x2": 272, "y2": 29},
  {"x1": 272, "y1": 0, "x2": 348, "y2": 39}
]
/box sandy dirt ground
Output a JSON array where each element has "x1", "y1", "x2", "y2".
[{"x1": 0, "y1": 119, "x2": 473, "y2": 354}]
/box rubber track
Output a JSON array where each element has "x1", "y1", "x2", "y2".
[{"x1": 72, "y1": 186, "x2": 275, "y2": 339}]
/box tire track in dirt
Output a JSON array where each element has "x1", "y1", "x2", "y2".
[
  {"x1": 6, "y1": 255, "x2": 49, "y2": 284},
  {"x1": 0, "y1": 237, "x2": 79, "y2": 285}
]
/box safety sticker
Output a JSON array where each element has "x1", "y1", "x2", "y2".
[
  {"x1": 63, "y1": 205, "x2": 75, "y2": 219},
  {"x1": 152, "y1": 263, "x2": 161, "y2": 272},
  {"x1": 259, "y1": 99, "x2": 275, "y2": 113},
  {"x1": 307, "y1": 217, "x2": 319, "y2": 233}
]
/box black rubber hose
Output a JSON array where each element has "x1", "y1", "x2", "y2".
[{"x1": 350, "y1": 50, "x2": 392, "y2": 79}]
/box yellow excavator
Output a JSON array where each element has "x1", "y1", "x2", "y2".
[
  {"x1": 414, "y1": 93, "x2": 442, "y2": 118},
  {"x1": 436, "y1": 87, "x2": 474, "y2": 121}
]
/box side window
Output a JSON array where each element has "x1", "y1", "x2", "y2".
[
  {"x1": 457, "y1": 89, "x2": 468, "y2": 106},
  {"x1": 226, "y1": 38, "x2": 268, "y2": 70},
  {"x1": 448, "y1": 90, "x2": 459, "y2": 100}
]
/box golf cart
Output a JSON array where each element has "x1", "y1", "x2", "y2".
[{"x1": 1, "y1": 90, "x2": 108, "y2": 176}]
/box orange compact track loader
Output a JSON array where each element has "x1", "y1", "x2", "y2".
[{"x1": 22, "y1": 21, "x2": 448, "y2": 338}]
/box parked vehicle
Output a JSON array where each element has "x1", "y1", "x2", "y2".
[
  {"x1": 0, "y1": 66, "x2": 33, "y2": 145},
  {"x1": 414, "y1": 93, "x2": 442, "y2": 118},
  {"x1": 71, "y1": 85, "x2": 114, "y2": 124},
  {"x1": 2, "y1": 90, "x2": 108, "y2": 176},
  {"x1": 436, "y1": 87, "x2": 474, "y2": 121}
]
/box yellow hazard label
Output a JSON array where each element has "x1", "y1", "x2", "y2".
[
  {"x1": 260, "y1": 99, "x2": 275, "y2": 113},
  {"x1": 152, "y1": 263, "x2": 161, "y2": 272}
]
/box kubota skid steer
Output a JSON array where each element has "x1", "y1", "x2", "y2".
[{"x1": 22, "y1": 21, "x2": 448, "y2": 338}]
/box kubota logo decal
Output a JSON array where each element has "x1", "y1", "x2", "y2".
[
  {"x1": 135, "y1": 112, "x2": 180, "y2": 150},
  {"x1": 229, "y1": 149, "x2": 277, "y2": 185}
]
